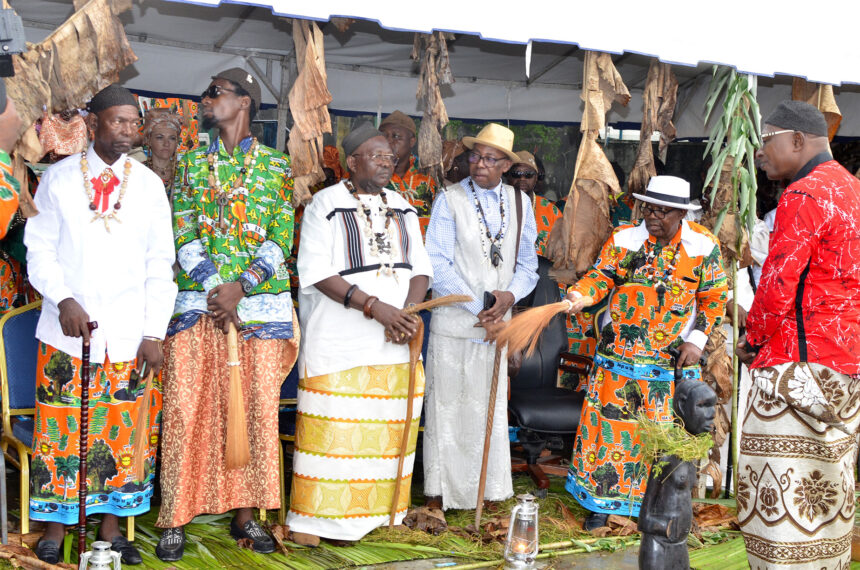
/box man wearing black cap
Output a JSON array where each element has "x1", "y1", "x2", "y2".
[
  {"x1": 0, "y1": 77, "x2": 21, "y2": 237},
  {"x1": 24, "y1": 84, "x2": 177, "y2": 564},
  {"x1": 155, "y1": 68, "x2": 298, "y2": 561},
  {"x1": 286, "y1": 123, "x2": 431, "y2": 541},
  {"x1": 735, "y1": 101, "x2": 860, "y2": 569}
]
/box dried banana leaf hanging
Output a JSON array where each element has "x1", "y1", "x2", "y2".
[
  {"x1": 5, "y1": 0, "x2": 136, "y2": 161},
  {"x1": 791, "y1": 78, "x2": 841, "y2": 141},
  {"x1": 627, "y1": 60, "x2": 677, "y2": 197},
  {"x1": 287, "y1": 19, "x2": 333, "y2": 206},
  {"x1": 547, "y1": 51, "x2": 629, "y2": 283},
  {"x1": 412, "y1": 31, "x2": 454, "y2": 187}
]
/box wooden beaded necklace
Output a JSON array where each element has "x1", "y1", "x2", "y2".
[
  {"x1": 207, "y1": 138, "x2": 259, "y2": 231},
  {"x1": 80, "y1": 151, "x2": 132, "y2": 233},
  {"x1": 344, "y1": 179, "x2": 397, "y2": 278}
]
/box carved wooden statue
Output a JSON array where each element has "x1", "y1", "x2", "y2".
[{"x1": 638, "y1": 379, "x2": 716, "y2": 570}]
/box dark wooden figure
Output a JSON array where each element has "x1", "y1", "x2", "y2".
[{"x1": 638, "y1": 378, "x2": 716, "y2": 570}]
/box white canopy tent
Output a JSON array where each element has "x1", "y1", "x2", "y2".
[{"x1": 13, "y1": 0, "x2": 860, "y2": 137}]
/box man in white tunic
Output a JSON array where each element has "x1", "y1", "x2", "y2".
[
  {"x1": 288, "y1": 124, "x2": 433, "y2": 541},
  {"x1": 423, "y1": 123, "x2": 538, "y2": 511}
]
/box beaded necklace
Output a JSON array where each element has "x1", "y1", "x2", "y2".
[
  {"x1": 641, "y1": 238, "x2": 682, "y2": 298},
  {"x1": 467, "y1": 178, "x2": 506, "y2": 267},
  {"x1": 208, "y1": 138, "x2": 259, "y2": 231},
  {"x1": 80, "y1": 151, "x2": 131, "y2": 233},
  {"x1": 345, "y1": 179, "x2": 398, "y2": 278}
]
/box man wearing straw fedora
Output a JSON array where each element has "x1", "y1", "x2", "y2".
[
  {"x1": 564, "y1": 175, "x2": 727, "y2": 530},
  {"x1": 423, "y1": 123, "x2": 538, "y2": 511},
  {"x1": 25, "y1": 84, "x2": 177, "y2": 564}
]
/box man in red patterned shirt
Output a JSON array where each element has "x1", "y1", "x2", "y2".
[{"x1": 736, "y1": 100, "x2": 860, "y2": 569}]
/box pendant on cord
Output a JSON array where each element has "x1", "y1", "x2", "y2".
[{"x1": 490, "y1": 243, "x2": 503, "y2": 267}]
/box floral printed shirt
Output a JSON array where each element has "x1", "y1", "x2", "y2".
[
  {"x1": 533, "y1": 195, "x2": 563, "y2": 258},
  {"x1": 570, "y1": 220, "x2": 727, "y2": 369},
  {"x1": 171, "y1": 136, "x2": 295, "y2": 339},
  {"x1": 386, "y1": 155, "x2": 437, "y2": 237},
  {"x1": 746, "y1": 156, "x2": 860, "y2": 375},
  {"x1": 0, "y1": 150, "x2": 19, "y2": 239}
]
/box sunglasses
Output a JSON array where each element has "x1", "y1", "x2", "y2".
[
  {"x1": 468, "y1": 151, "x2": 507, "y2": 167},
  {"x1": 509, "y1": 170, "x2": 536, "y2": 180},
  {"x1": 641, "y1": 204, "x2": 676, "y2": 220},
  {"x1": 200, "y1": 85, "x2": 239, "y2": 100}
]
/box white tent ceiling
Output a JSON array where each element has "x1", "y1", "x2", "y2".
[{"x1": 13, "y1": 0, "x2": 860, "y2": 137}]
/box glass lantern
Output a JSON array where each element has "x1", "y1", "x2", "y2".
[
  {"x1": 503, "y1": 493, "x2": 539, "y2": 568},
  {"x1": 78, "y1": 540, "x2": 122, "y2": 569}
]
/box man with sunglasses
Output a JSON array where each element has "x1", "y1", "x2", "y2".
[
  {"x1": 423, "y1": 123, "x2": 538, "y2": 513},
  {"x1": 379, "y1": 110, "x2": 437, "y2": 237},
  {"x1": 505, "y1": 151, "x2": 561, "y2": 259},
  {"x1": 563, "y1": 175, "x2": 727, "y2": 530},
  {"x1": 156, "y1": 68, "x2": 298, "y2": 561},
  {"x1": 734, "y1": 101, "x2": 860, "y2": 570}
]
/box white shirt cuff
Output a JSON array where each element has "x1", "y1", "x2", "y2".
[{"x1": 685, "y1": 329, "x2": 709, "y2": 351}]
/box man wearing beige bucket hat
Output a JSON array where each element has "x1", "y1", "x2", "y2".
[{"x1": 423, "y1": 123, "x2": 538, "y2": 511}]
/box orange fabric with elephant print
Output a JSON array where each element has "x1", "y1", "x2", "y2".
[
  {"x1": 565, "y1": 220, "x2": 727, "y2": 517},
  {"x1": 29, "y1": 343, "x2": 162, "y2": 524}
]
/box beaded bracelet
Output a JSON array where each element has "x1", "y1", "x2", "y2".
[
  {"x1": 363, "y1": 296, "x2": 379, "y2": 319},
  {"x1": 343, "y1": 284, "x2": 359, "y2": 308}
]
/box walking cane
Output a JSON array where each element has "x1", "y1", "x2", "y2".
[
  {"x1": 226, "y1": 323, "x2": 250, "y2": 469},
  {"x1": 389, "y1": 318, "x2": 424, "y2": 528},
  {"x1": 79, "y1": 321, "x2": 98, "y2": 559},
  {"x1": 474, "y1": 345, "x2": 503, "y2": 529}
]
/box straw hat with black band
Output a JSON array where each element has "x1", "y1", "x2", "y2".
[
  {"x1": 631, "y1": 175, "x2": 700, "y2": 211},
  {"x1": 462, "y1": 123, "x2": 519, "y2": 162}
]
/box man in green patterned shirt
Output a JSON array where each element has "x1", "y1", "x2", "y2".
[{"x1": 156, "y1": 68, "x2": 299, "y2": 561}]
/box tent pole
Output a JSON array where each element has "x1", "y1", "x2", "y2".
[{"x1": 276, "y1": 56, "x2": 291, "y2": 153}]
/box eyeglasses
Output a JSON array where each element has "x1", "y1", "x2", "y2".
[
  {"x1": 509, "y1": 170, "x2": 536, "y2": 180},
  {"x1": 468, "y1": 151, "x2": 507, "y2": 167},
  {"x1": 352, "y1": 152, "x2": 398, "y2": 166},
  {"x1": 641, "y1": 204, "x2": 675, "y2": 220},
  {"x1": 761, "y1": 129, "x2": 795, "y2": 146},
  {"x1": 201, "y1": 85, "x2": 239, "y2": 100}
]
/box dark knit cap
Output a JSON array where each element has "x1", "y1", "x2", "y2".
[
  {"x1": 0, "y1": 78, "x2": 6, "y2": 115},
  {"x1": 342, "y1": 122, "x2": 385, "y2": 157},
  {"x1": 86, "y1": 84, "x2": 137, "y2": 114},
  {"x1": 764, "y1": 100, "x2": 828, "y2": 137},
  {"x1": 212, "y1": 68, "x2": 262, "y2": 108}
]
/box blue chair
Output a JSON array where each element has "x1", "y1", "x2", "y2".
[{"x1": 0, "y1": 300, "x2": 41, "y2": 535}]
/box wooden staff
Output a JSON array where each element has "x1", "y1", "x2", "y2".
[
  {"x1": 226, "y1": 323, "x2": 250, "y2": 469},
  {"x1": 388, "y1": 318, "x2": 424, "y2": 528},
  {"x1": 387, "y1": 294, "x2": 471, "y2": 526},
  {"x1": 474, "y1": 345, "x2": 503, "y2": 528},
  {"x1": 131, "y1": 367, "x2": 155, "y2": 481},
  {"x1": 79, "y1": 321, "x2": 98, "y2": 559}
]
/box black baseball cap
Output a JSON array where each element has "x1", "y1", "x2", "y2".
[{"x1": 211, "y1": 68, "x2": 261, "y2": 107}]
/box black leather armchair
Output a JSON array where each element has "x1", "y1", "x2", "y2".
[{"x1": 508, "y1": 257, "x2": 586, "y2": 494}]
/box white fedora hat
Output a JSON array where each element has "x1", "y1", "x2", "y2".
[{"x1": 632, "y1": 175, "x2": 700, "y2": 211}]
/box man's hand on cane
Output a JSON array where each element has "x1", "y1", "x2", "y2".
[{"x1": 58, "y1": 298, "x2": 93, "y2": 343}]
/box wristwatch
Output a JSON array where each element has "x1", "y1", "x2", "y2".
[{"x1": 237, "y1": 276, "x2": 254, "y2": 294}]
